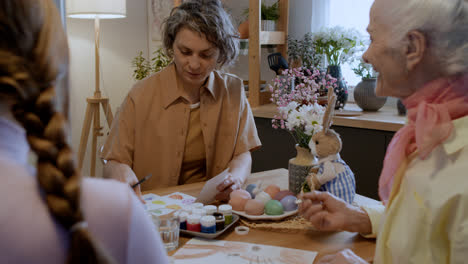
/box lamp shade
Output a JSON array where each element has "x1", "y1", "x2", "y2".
[{"x1": 67, "y1": 0, "x2": 126, "y2": 19}]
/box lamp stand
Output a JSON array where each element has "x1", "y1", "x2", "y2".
[{"x1": 77, "y1": 17, "x2": 114, "y2": 177}]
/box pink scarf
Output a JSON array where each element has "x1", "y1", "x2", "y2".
[{"x1": 379, "y1": 74, "x2": 468, "y2": 203}]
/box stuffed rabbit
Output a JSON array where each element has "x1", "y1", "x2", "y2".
[{"x1": 304, "y1": 87, "x2": 356, "y2": 204}]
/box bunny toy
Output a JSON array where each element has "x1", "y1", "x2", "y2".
[{"x1": 304, "y1": 87, "x2": 356, "y2": 204}]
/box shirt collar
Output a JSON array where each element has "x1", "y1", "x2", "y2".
[
  {"x1": 162, "y1": 64, "x2": 217, "y2": 109},
  {"x1": 443, "y1": 115, "x2": 468, "y2": 155}
]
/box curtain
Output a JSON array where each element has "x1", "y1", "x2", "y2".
[{"x1": 310, "y1": 0, "x2": 330, "y2": 33}]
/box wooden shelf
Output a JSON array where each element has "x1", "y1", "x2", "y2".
[
  {"x1": 248, "y1": 0, "x2": 289, "y2": 108},
  {"x1": 260, "y1": 31, "x2": 286, "y2": 45}
]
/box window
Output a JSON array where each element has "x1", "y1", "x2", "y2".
[{"x1": 328, "y1": 0, "x2": 373, "y2": 86}]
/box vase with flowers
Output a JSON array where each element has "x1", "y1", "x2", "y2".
[
  {"x1": 312, "y1": 26, "x2": 366, "y2": 109},
  {"x1": 269, "y1": 67, "x2": 335, "y2": 194},
  {"x1": 352, "y1": 59, "x2": 387, "y2": 111}
]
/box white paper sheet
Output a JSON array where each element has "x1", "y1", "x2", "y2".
[
  {"x1": 195, "y1": 168, "x2": 230, "y2": 204},
  {"x1": 172, "y1": 238, "x2": 317, "y2": 264}
]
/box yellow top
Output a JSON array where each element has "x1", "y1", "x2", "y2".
[
  {"x1": 362, "y1": 115, "x2": 468, "y2": 264},
  {"x1": 179, "y1": 103, "x2": 207, "y2": 184}
]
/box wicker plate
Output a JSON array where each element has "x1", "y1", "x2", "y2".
[{"x1": 232, "y1": 209, "x2": 298, "y2": 220}]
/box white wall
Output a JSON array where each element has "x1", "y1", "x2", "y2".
[
  {"x1": 66, "y1": 0, "x2": 314, "y2": 177},
  {"x1": 67, "y1": 0, "x2": 148, "y2": 177}
]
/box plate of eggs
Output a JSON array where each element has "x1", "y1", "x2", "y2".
[{"x1": 229, "y1": 183, "x2": 299, "y2": 220}]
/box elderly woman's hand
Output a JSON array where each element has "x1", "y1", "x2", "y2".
[
  {"x1": 298, "y1": 191, "x2": 372, "y2": 234},
  {"x1": 316, "y1": 249, "x2": 368, "y2": 264}
]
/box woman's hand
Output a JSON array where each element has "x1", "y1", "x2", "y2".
[
  {"x1": 316, "y1": 249, "x2": 368, "y2": 264},
  {"x1": 298, "y1": 191, "x2": 372, "y2": 234},
  {"x1": 103, "y1": 160, "x2": 145, "y2": 203},
  {"x1": 215, "y1": 173, "x2": 242, "y2": 201}
]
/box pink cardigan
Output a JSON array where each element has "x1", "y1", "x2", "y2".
[{"x1": 0, "y1": 117, "x2": 169, "y2": 264}]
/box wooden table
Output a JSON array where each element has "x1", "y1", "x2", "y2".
[{"x1": 146, "y1": 168, "x2": 378, "y2": 262}]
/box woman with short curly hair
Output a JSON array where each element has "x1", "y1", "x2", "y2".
[{"x1": 102, "y1": 0, "x2": 261, "y2": 202}]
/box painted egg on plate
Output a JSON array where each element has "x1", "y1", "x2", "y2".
[
  {"x1": 264, "y1": 184, "x2": 281, "y2": 199},
  {"x1": 244, "y1": 199, "x2": 265, "y2": 215},
  {"x1": 245, "y1": 184, "x2": 257, "y2": 198},
  {"x1": 280, "y1": 195, "x2": 298, "y2": 211},
  {"x1": 229, "y1": 190, "x2": 251, "y2": 211},
  {"x1": 273, "y1": 190, "x2": 295, "y2": 201},
  {"x1": 264, "y1": 200, "x2": 284, "y2": 215},
  {"x1": 254, "y1": 191, "x2": 271, "y2": 205}
]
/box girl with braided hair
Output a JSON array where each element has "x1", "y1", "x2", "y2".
[{"x1": 0, "y1": 0, "x2": 169, "y2": 263}]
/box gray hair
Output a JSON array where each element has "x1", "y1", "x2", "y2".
[
  {"x1": 383, "y1": 0, "x2": 468, "y2": 76},
  {"x1": 162, "y1": 0, "x2": 239, "y2": 67}
]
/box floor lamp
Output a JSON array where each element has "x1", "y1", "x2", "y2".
[{"x1": 67, "y1": 0, "x2": 126, "y2": 176}]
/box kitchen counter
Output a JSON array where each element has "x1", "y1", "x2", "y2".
[{"x1": 252, "y1": 102, "x2": 405, "y2": 132}]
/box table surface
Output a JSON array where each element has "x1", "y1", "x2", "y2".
[
  {"x1": 146, "y1": 168, "x2": 378, "y2": 262},
  {"x1": 252, "y1": 103, "x2": 405, "y2": 132}
]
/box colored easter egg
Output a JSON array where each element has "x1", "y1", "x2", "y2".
[
  {"x1": 280, "y1": 195, "x2": 298, "y2": 211},
  {"x1": 244, "y1": 199, "x2": 265, "y2": 215},
  {"x1": 264, "y1": 184, "x2": 281, "y2": 199},
  {"x1": 229, "y1": 190, "x2": 251, "y2": 211},
  {"x1": 254, "y1": 191, "x2": 271, "y2": 205},
  {"x1": 264, "y1": 200, "x2": 284, "y2": 215},
  {"x1": 230, "y1": 189, "x2": 251, "y2": 200},
  {"x1": 245, "y1": 184, "x2": 257, "y2": 198},
  {"x1": 274, "y1": 190, "x2": 296, "y2": 201}
]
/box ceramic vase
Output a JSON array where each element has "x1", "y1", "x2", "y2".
[
  {"x1": 288, "y1": 145, "x2": 318, "y2": 194},
  {"x1": 327, "y1": 65, "x2": 348, "y2": 109},
  {"x1": 261, "y1": 20, "x2": 276, "y2": 31},
  {"x1": 354, "y1": 78, "x2": 387, "y2": 111}
]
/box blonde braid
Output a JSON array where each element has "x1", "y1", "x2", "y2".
[{"x1": 0, "y1": 0, "x2": 115, "y2": 263}]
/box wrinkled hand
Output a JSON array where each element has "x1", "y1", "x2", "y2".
[
  {"x1": 298, "y1": 191, "x2": 356, "y2": 232},
  {"x1": 215, "y1": 174, "x2": 242, "y2": 201},
  {"x1": 316, "y1": 249, "x2": 368, "y2": 264},
  {"x1": 103, "y1": 160, "x2": 145, "y2": 203}
]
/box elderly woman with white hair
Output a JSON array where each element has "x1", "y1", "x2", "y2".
[{"x1": 299, "y1": 0, "x2": 468, "y2": 263}]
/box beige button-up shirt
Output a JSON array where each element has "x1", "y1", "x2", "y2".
[{"x1": 101, "y1": 64, "x2": 261, "y2": 191}]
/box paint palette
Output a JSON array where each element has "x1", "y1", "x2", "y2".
[{"x1": 143, "y1": 192, "x2": 196, "y2": 216}]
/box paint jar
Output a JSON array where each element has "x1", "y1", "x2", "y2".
[
  {"x1": 181, "y1": 206, "x2": 192, "y2": 215},
  {"x1": 203, "y1": 205, "x2": 217, "y2": 215},
  {"x1": 191, "y1": 203, "x2": 204, "y2": 210},
  {"x1": 192, "y1": 208, "x2": 207, "y2": 216},
  {"x1": 218, "y1": 204, "x2": 233, "y2": 225},
  {"x1": 200, "y1": 215, "x2": 216, "y2": 233},
  {"x1": 178, "y1": 212, "x2": 188, "y2": 230},
  {"x1": 187, "y1": 214, "x2": 201, "y2": 232},
  {"x1": 213, "y1": 212, "x2": 225, "y2": 231}
]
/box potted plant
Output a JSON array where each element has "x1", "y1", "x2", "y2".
[
  {"x1": 287, "y1": 33, "x2": 324, "y2": 70},
  {"x1": 132, "y1": 48, "x2": 172, "y2": 81},
  {"x1": 261, "y1": 1, "x2": 279, "y2": 31},
  {"x1": 311, "y1": 26, "x2": 366, "y2": 108},
  {"x1": 243, "y1": 1, "x2": 279, "y2": 32},
  {"x1": 352, "y1": 59, "x2": 386, "y2": 111},
  {"x1": 268, "y1": 67, "x2": 330, "y2": 194}
]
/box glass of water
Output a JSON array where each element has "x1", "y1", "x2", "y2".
[{"x1": 151, "y1": 213, "x2": 180, "y2": 252}]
